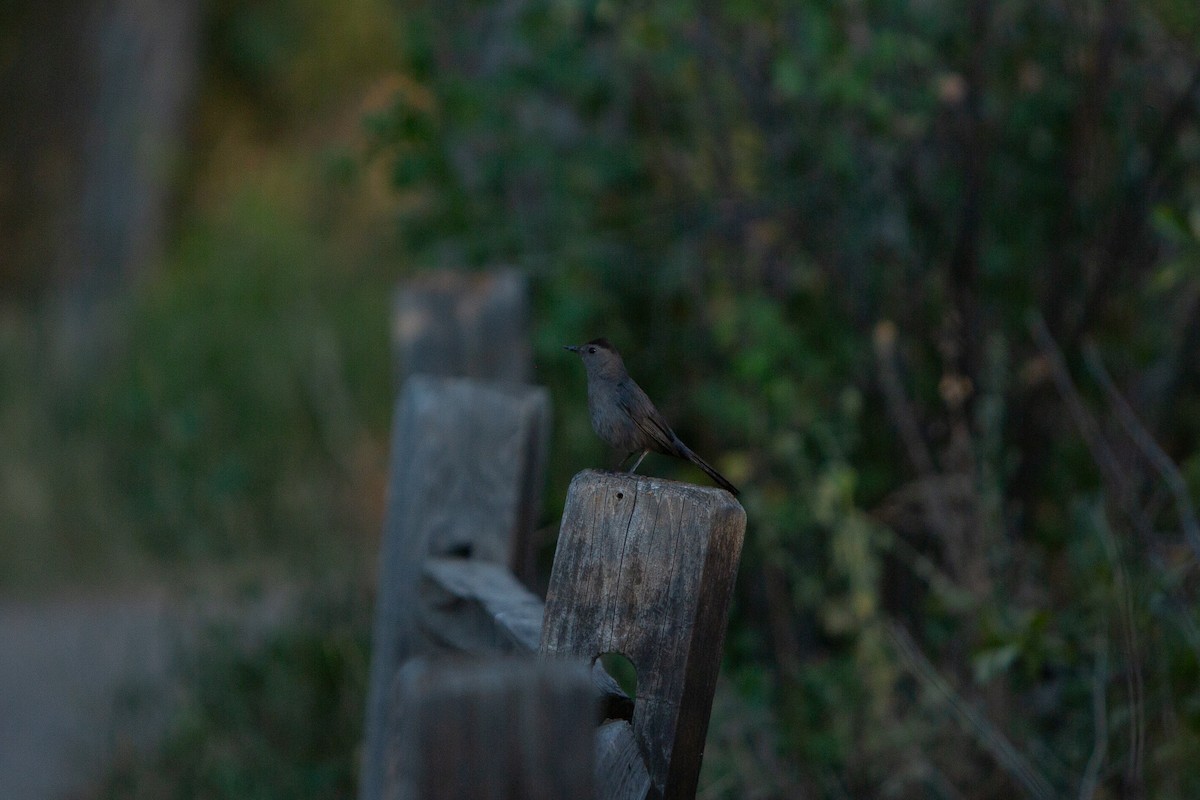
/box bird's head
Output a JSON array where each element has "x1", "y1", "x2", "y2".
[{"x1": 563, "y1": 337, "x2": 627, "y2": 380}]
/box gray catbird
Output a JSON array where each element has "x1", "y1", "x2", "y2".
[{"x1": 565, "y1": 338, "x2": 740, "y2": 496}]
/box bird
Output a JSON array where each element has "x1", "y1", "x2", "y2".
[{"x1": 564, "y1": 337, "x2": 739, "y2": 496}]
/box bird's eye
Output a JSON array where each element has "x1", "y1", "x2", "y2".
[{"x1": 588, "y1": 347, "x2": 596, "y2": 354}]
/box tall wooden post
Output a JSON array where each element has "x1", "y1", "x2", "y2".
[
  {"x1": 391, "y1": 270, "x2": 533, "y2": 387},
  {"x1": 389, "y1": 268, "x2": 544, "y2": 585},
  {"x1": 386, "y1": 658, "x2": 596, "y2": 800},
  {"x1": 539, "y1": 470, "x2": 746, "y2": 800},
  {"x1": 360, "y1": 376, "x2": 549, "y2": 800}
]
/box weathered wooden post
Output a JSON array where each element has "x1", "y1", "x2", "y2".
[
  {"x1": 386, "y1": 658, "x2": 596, "y2": 800},
  {"x1": 594, "y1": 719, "x2": 653, "y2": 800},
  {"x1": 391, "y1": 270, "x2": 533, "y2": 387},
  {"x1": 360, "y1": 376, "x2": 550, "y2": 800},
  {"x1": 540, "y1": 470, "x2": 746, "y2": 800},
  {"x1": 388, "y1": 268, "x2": 545, "y2": 586}
]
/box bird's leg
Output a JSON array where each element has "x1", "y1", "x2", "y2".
[
  {"x1": 627, "y1": 449, "x2": 649, "y2": 474},
  {"x1": 617, "y1": 451, "x2": 636, "y2": 469}
]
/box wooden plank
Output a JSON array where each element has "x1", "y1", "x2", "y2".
[
  {"x1": 421, "y1": 558, "x2": 545, "y2": 654},
  {"x1": 360, "y1": 377, "x2": 550, "y2": 800},
  {"x1": 390, "y1": 269, "x2": 547, "y2": 584},
  {"x1": 388, "y1": 376, "x2": 549, "y2": 566},
  {"x1": 420, "y1": 557, "x2": 634, "y2": 721},
  {"x1": 392, "y1": 269, "x2": 533, "y2": 386},
  {"x1": 595, "y1": 720, "x2": 653, "y2": 800},
  {"x1": 540, "y1": 470, "x2": 746, "y2": 800},
  {"x1": 386, "y1": 658, "x2": 595, "y2": 800}
]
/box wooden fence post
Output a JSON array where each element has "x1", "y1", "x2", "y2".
[
  {"x1": 391, "y1": 269, "x2": 533, "y2": 386},
  {"x1": 539, "y1": 470, "x2": 746, "y2": 800},
  {"x1": 595, "y1": 719, "x2": 653, "y2": 800},
  {"x1": 389, "y1": 268, "x2": 544, "y2": 585},
  {"x1": 383, "y1": 376, "x2": 548, "y2": 567},
  {"x1": 386, "y1": 658, "x2": 596, "y2": 800},
  {"x1": 360, "y1": 376, "x2": 550, "y2": 800}
]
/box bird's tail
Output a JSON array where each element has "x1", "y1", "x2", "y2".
[{"x1": 677, "y1": 441, "x2": 740, "y2": 496}]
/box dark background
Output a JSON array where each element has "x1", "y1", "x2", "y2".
[{"x1": 2, "y1": 0, "x2": 1199, "y2": 797}]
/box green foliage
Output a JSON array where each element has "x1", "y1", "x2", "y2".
[
  {"x1": 205, "y1": 0, "x2": 402, "y2": 119},
  {"x1": 97, "y1": 586, "x2": 370, "y2": 800},
  {"x1": 365, "y1": 0, "x2": 1200, "y2": 796},
  {"x1": 120, "y1": 189, "x2": 390, "y2": 558},
  {"x1": 0, "y1": 163, "x2": 394, "y2": 587}
]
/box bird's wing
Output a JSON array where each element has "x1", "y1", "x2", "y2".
[{"x1": 618, "y1": 386, "x2": 679, "y2": 454}]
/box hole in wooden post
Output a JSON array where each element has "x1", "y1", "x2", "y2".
[
  {"x1": 616, "y1": 492, "x2": 623, "y2": 500},
  {"x1": 596, "y1": 652, "x2": 637, "y2": 714},
  {"x1": 444, "y1": 542, "x2": 473, "y2": 559}
]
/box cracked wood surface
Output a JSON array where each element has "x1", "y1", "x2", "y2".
[
  {"x1": 595, "y1": 720, "x2": 653, "y2": 800},
  {"x1": 540, "y1": 470, "x2": 746, "y2": 800}
]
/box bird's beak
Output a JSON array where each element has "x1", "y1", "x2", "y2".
[{"x1": 563, "y1": 345, "x2": 581, "y2": 353}]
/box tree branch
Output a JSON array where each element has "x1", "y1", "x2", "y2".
[
  {"x1": 886, "y1": 622, "x2": 1057, "y2": 800},
  {"x1": 1077, "y1": 633, "x2": 1109, "y2": 800},
  {"x1": 1082, "y1": 342, "x2": 1200, "y2": 563}
]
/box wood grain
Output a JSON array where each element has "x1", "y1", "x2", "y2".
[
  {"x1": 420, "y1": 557, "x2": 634, "y2": 721},
  {"x1": 361, "y1": 376, "x2": 549, "y2": 800},
  {"x1": 421, "y1": 558, "x2": 546, "y2": 655},
  {"x1": 391, "y1": 269, "x2": 533, "y2": 386},
  {"x1": 540, "y1": 470, "x2": 746, "y2": 800},
  {"x1": 387, "y1": 658, "x2": 595, "y2": 800},
  {"x1": 390, "y1": 269, "x2": 546, "y2": 582},
  {"x1": 595, "y1": 720, "x2": 653, "y2": 800}
]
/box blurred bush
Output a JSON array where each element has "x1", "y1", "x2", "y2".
[
  {"x1": 0, "y1": 180, "x2": 395, "y2": 586},
  {"x1": 363, "y1": 1, "x2": 1200, "y2": 797},
  {"x1": 0, "y1": 0, "x2": 401, "y2": 586},
  {"x1": 96, "y1": 585, "x2": 370, "y2": 800}
]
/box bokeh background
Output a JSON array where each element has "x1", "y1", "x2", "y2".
[{"x1": 2, "y1": 0, "x2": 1200, "y2": 798}]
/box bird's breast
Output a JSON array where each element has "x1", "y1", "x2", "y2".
[{"x1": 587, "y1": 380, "x2": 644, "y2": 451}]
